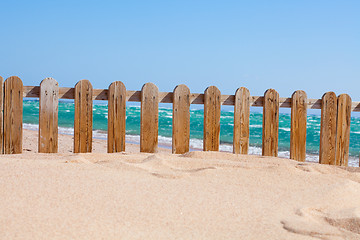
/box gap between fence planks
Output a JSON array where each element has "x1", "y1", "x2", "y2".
[
  {"x1": 39, "y1": 78, "x2": 59, "y2": 153},
  {"x1": 74, "y1": 80, "x2": 93, "y2": 153},
  {"x1": 4, "y1": 76, "x2": 23, "y2": 154},
  {"x1": 107, "y1": 81, "x2": 126, "y2": 153}
]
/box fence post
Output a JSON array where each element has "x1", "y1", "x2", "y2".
[
  {"x1": 0, "y1": 76, "x2": 3, "y2": 154},
  {"x1": 290, "y1": 90, "x2": 307, "y2": 161},
  {"x1": 204, "y1": 86, "x2": 221, "y2": 151},
  {"x1": 172, "y1": 84, "x2": 190, "y2": 154},
  {"x1": 262, "y1": 89, "x2": 279, "y2": 157},
  {"x1": 233, "y1": 87, "x2": 250, "y2": 154},
  {"x1": 319, "y1": 92, "x2": 337, "y2": 164},
  {"x1": 39, "y1": 78, "x2": 59, "y2": 153},
  {"x1": 108, "y1": 81, "x2": 126, "y2": 153},
  {"x1": 335, "y1": 94, "x2": 352, "y2": 166},
  {"x1": 4, "y1": 76, "x2": 23, "y2": 154},
  {"x1": 140, "y1": 83, "x2": 158, "y2": 153},
  {"x1": 74, "y1": 80, "x2": 93, "y2": 153}
]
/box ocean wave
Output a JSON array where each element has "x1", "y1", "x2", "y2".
[
  {"x1": 279, "y1": 127, "x2": 290, "y2": 132},
  {"x1": 21, "y1": 123, "x2": 359, "y2": 167}
]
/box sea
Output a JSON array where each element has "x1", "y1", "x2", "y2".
[{"x1": 23, "y1": 99, "x2": 360, "y2": 167}]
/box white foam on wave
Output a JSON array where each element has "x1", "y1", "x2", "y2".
[
  {"x1": 23, "y1": 123, "x2": 39, "y2": 131},
  {"x1": 22, "y1": 123, "x2": 359, "y2": 167}
]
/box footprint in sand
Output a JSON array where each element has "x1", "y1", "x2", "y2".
[
  {"x1": 131, "y1": 154, "x2": 216, "y2": 179},
  {"x1": 132, "y1": 155, "x2": 186, "y2": 179},
  {"x1": 281, "y1": 207, "x2": 360, "y2": 239}
]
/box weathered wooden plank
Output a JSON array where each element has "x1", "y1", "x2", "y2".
[
  {"x1": 74, "y1": 80, "x2": 93, "y2": 153},
  {"x1": 107, "y1": 81, "x2": 126, "y2": 153},
  {"x1": 0, "y1": 76, "x2": 3, "y2": 154},
  {"x1": 23, "y1": 86, "x2": 106, "y2": 100},
  {"x1": 4, "y1": 76, "x2": 23, "y2": 154},
  {"x1": 290, "y1": 90, "x2": 307, "y2": 161},
  {"x1": 262, "y1": 89, "x2": 279, "y2": 157},
  {"x1": 335, "y1": 94, "x2": 352, "y2": 166},
  {"x1": 203, "y1": 86, "x2": 221, "y2": 151},
  {"x1": 140, "y1": 83, "x2": 159, "y2": 153},
  {"x1": 319, "y1": 92, "x2": 337, "y2": 165},
  {"x1": 38, "y1": 78, "x2": 59, "y2": 153},
  {"x1": 172, "y1": 84, "x2": 190, "y2": 154},
  {"x1": 190, "y1": 94, "x2": 204, "y2": 104},
  {"x1": 233, "y1": 87, "x2": 250, "y2": 154}
]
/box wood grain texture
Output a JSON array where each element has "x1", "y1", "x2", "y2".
[
  {"x1": 203, "y1": 86, "x2": 221, "y2": 151},
  {"x1": 172, "y1": 84, "x2": 190, "y2": 154},
  {"x1": 233, "y1": 87, "x2": 250, "y2": 154},
  {"x1": 107, "y1": 81, "x2": 126, "y2": 153},
  {"x1": 319, "y1": 92, "x2": 337, "y2": 165},
  {"x1": 290, "y1": 90, "x2": 307, "y2": 161},
  {"x1": 0, "y1": 76, "x2": 3, "y2": 154},
  {"x1": 262, "y1": 89, "x2": 279, "y2": 157},
  {"x1": 335, "y1": 94, "x2": 352, "y2": 166},
  {"x1": 4, "y1": 76, "x2": 23, "y2": 154},
  {"x1": 140, "y1": 83, "x2": 159, "y2": 153},
  {"x1": 39, "y1": 78, "x2": 59, "y2": 153},
  {"x1": 74, "y1": 80, "x2": 93, "y2": 153}
]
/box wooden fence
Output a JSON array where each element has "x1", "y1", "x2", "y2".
[{"x1": 1, "y1": 76, "x2": 359, "y2": 167}]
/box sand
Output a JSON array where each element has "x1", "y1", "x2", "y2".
[{"x1": 1, "y1": 130, "x2": 360, "y2": 239}]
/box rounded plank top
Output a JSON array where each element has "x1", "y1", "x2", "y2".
[
  {"x1": 75, "y1": 79, "x2": 93, "y2": 89},
  {"x1": 5, "y1": 76, "x2": 23, "y2": 87},
  {"x1": 40, "y1": 77, "x2": 58, "y2": 88},
  {"x1": 109, "y1": 81, "x2": 126, "y2": 90},
  {"x1": 141, "y1": 82, "x2": 159, "y2": 98}
]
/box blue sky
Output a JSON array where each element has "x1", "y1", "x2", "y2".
[{"x1": 1, "y1": 0, "x2": 359, "y2": 99}]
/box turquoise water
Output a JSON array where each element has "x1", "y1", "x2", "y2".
[{"x1": 23, "y1": 100, "x2": 360, "y2": 164}]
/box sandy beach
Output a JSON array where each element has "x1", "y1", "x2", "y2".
[{"x1": 0, "y1": 129, "x2": 359, "y2": 239}]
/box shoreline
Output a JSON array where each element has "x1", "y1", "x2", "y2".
[
  {"x1": 22, "y1": 127, "x2": 360, "y2": 167},
  {"x1": 22, "y1": 129, "x2": 172, "y2": 154}
]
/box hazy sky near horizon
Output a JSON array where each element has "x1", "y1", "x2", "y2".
[{"x1": 1, "y1": 0, "x2": 359, "y2": 99}]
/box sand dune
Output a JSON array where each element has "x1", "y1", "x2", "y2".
[{"x1": 1, "y1": 130, "x2": 360, "y2": 239}]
